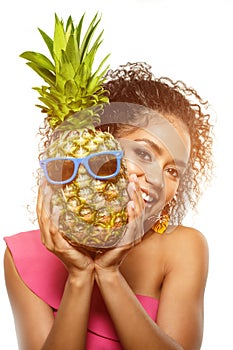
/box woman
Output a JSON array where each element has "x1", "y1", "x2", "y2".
[{"x1": 4, "y1": 62, "x2": 213, "y2": 350}]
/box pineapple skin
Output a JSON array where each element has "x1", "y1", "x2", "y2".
[
  {"x1": 44, "y1": 128, "x2": 129, "y2": 251},
  {"x1": 20, "y1": 14, "x2": 130, "y2": 250}
]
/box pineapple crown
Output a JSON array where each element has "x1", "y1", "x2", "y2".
[{"x1": 20, "y1": 13, "x2": 110, "y2": 130}]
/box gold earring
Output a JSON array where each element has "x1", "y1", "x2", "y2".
[{"x1": 152, "y1": 209, "x2": 170, "y2": 235}]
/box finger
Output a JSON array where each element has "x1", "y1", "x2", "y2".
[
  {"x1": 36, "y1": 182, "x2": 74, "y2": 254},
  {"x1": 119, "y1": 201, "x2": 141, "y2": 246},
  {"x1": 38, "y1": 184, "x2": 54, "y2": 247},
  {"x1": 51, "y1": 205, "x2": 60, "y2": 230},
  {"x1": 43, "y1": 182, "x2": 53, "y2": 215},
  {"x1": 126, "y1": 176, "x2": 145, "y2": 244},
  {"x1": 38, "y1": 184, "x2": 52, "y2": 224},
  {"x1": 41, "y1": 188, "x2": 72, "y2": 251},
  {"x1": 127, "y1": 200, "x2": 135, "y2": 222},
  {"x1": 128, "y1": 174, "x2": 144, "y2": 217},
  {"x1": 36, "y1": 177, "x2": 48, "y2": 217},
  {"x1": 36, "y1": 183, "x2": 43, "y2": 218}
]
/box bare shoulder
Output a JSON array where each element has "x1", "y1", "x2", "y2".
[
  {"x1": 4, "y1": 246, "x2": 22, "y2": 281},
  {"x1": 4, "y1": 246, "x2": 54, "y2": 348},
  {"x1": 140, "y1": 224, "x2": 209, "y2": 280},
  {"x1": 4, "y1": 246, "x2": 15, "y2": 276},
  {"x1": 163, "y1": 225, "x2": 209, "y2": 275},
  {"x1": 155, "y1": 226, "x2": 209, "y2": 350},
  {"x1": 4, "y1": 246, "x2": 52, "y2": 310},
  {"x1": 166, "y1": 224, "x2": 208, "y2": 251},
  {"x1": 4, "y1": 246, "x2": 30, "y2": 293},
  {"x1": 142, "y1": 224, "x2": 208, "y2": 262}
]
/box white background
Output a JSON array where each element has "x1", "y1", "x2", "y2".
[{"x1": 0, "y1": 0, "x2": 232, "y2": 348}]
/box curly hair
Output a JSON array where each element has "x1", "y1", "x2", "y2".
[
  {"x1": 38, "y1": 61, "x2": 214, "y2": 225},
  {"x1": 100, "y1": 62, "x2": 214, "y2": 224}
]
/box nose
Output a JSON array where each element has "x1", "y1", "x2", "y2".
[
  {"x1": 126, "y1": 158, "x2": 164, "y2": 193},
  {"x1": 145, "y1": 161, "x2": 164, "y2": 192}
]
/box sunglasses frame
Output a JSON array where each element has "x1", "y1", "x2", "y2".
[{"x1": 39, "y1": 150, "x2": 123, "y2": 185}]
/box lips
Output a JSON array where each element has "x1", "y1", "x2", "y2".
[
  {"x1": 141, "y1": 190, "x2": 156, "y2": 208},
  {"x1": 141, "y1": 191, "x2": 154, "y2": 203}
]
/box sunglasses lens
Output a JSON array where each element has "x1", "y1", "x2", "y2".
[
  {"x1": 46, "y1": 159, "x2": 75, "y2": 183},
  {"x1": 88, "y1": 153, "x2": 118, "y2": 177}
]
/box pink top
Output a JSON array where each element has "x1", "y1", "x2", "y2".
[{"x1": 4, "y1": 230, "x2": 159, "y2": 349}]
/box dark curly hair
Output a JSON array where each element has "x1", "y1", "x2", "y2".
[
  {"x1": 38, "y1": 61, "x2": 214, "y2": 225},
  {"x1": 99, "y1": 62, "x2": 214, "y2": 224}
]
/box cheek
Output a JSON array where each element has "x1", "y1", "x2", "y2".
[
  {"x1": 164, "y1": 179, "x2": 179, "y2": 203},
  {"x1": 125, "y1": 159, "x2": 144, "y2": 175}
]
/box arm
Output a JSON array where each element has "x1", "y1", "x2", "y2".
[
  {"x1": 3, "y1": 182, "x2": 96, "y2": 350},
  {"x1": 4, "y1": 247, "x2": 54, "y2": 350},
  {"x1": 4, "y1": 245, "x2": 94, "y2": 350},
  {"x1": 95, "y1": 265, "x2": 183, "y2": 350},
  {"x1": 37, "y1": 181, "x2": 95, "y2": 350},
  {"x1": 3, "y1": 175, "x2": 140, "y2": 350},
  {"x1": 94, "y1": 227, "x2": 208, "y2": 350},
  {"x1": 156, "y1": 227, "x2": 209, "y2": 350},
  {"x1": 41, "y1": 267, "x2": 94, "y2": 350}
]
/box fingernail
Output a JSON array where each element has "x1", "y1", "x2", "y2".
[
  {"x1": 44, "y1": 185, "x2": 50, "y2": 195},
  {"x1": 130, "y1": 181, "x2": 137, "y2": 191},
  {"x1": 129, "y1": 201, "x2": 135, "y2": 210},
  {"x1": 130, "y1": 174, "x2": 138, "y2": 183},
  {"x1": 128, "y1": 182, "x2": 136, "y2": 198}
]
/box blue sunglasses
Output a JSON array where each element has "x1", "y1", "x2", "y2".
[{"x1": 39, "y1": 150, "x2": 123, "y2": 185}]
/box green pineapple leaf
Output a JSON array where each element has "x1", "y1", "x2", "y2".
[
  {"x1": 26, "y1": 62, "x2": 55, "y2": 86},
  {"x1": 53, "y1": 14, "x2": 68, "y2": 67},
  {"x1": 20, "y1": 12, "x2": 110, "y2": 130},
  {"x1": 76, "y1": 13, "x2": 85, "y2": 50},
  {"x1": 66, "y1": 33, "x2": 79, "y2": 72},
  {"x1": 79, "y1": 13, "x2": 101, "y2": 62},
  {"x1": 38, "y1": 28, "x2": 54, "y2": 60},
  {"x1": 20, "y1": 51, "x2": 55, "y2": 72}
]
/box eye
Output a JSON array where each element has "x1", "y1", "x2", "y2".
[
  {"x1": 134, "y1": 147, "x2": 153, "y2": 161},
  {"x1": 165, "y1": 167, "x2": 179, "y2": 179}
]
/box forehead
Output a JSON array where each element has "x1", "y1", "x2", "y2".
[{"x1": 100, "y1": 102, "x2": 191, "y2": 161}]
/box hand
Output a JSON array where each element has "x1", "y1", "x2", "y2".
[
  {"x1": 94, "y1": 174, "x2": 145, "y2": 273},
  {"x1": 36, "y1": 180, "x2": 95, "y2": 276}
]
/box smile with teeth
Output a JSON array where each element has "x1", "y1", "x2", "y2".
[{"x1": 141, "y1": 191, "x2": 154, "y2": 204}]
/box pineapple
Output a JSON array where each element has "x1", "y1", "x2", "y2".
[{"x1": 20, "y1": 13, "x2": 129, "y2": 251}]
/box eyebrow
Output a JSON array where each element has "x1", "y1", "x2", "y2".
[
  {"x1": 135, "y1": 138, "x2": 164, "y2": 155},
  {"x1": 134, "y1": 138, "x2": 188, "y2": 169}
]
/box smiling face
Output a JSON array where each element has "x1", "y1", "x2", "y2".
[{"x1": 118, "y1": 114, "x2": 191, "y2": 224}]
